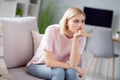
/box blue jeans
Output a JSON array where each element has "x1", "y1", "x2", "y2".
[{"x1": 26, "y1": 64, "x2": 79, "y2": 80}]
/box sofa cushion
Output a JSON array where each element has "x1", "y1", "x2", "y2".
[
  {"x1": 0, "y1": 17, "x2": 38, "y2": 68},
  {"x1": 0, "y1": 22, "x2": 9, "y2": 74},
  {"x1": 8, "y1": 67, "x2": 83, "y2": 80},
  {"x1": 32, "y1": 31, "x2": 43, "y2": 54},
  {"x1": 8, "y1": 66, "x2": 45, "y2": 80}
]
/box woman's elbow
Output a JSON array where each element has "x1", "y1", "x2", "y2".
[
  {"x1": 45, "y1": 61, "x2": 51, "y2": 67},
  {"x1": 45, "y1": 59, "x2": 53, "y2": 67},
  {"x1": 45, "y1": 63, "x2": 50, "y2": 67}
]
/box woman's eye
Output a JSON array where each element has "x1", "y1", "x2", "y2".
[
  {"x1": 82, "y1": 19, "x2": 85, "y2": 23},
  {"x1": 73, "y1": 20, "x2": 79, "y2": 23},
  {"x1": 72, "y1": 19, "x2": 85, "y2": 23}
]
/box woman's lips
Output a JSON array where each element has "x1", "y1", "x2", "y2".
[{"x1": 77, "y1": 28, "x2": 83, "y2": 30}]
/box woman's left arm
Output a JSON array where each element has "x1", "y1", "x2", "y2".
[
  {"x1": 70, "y1": 30, "x2": 87, "y2": 67},
  {"x1": 69, "y1": 37, "x2": 81, "y2": 67}
]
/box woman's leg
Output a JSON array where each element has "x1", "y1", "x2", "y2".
[
  {"x1": 26, "y1": 64, "x2": 65, "y2": 80},
  {"x1": 51, "y1": 68, "x2": 65, "y2": 80},
  {"x1": 65, "y1": 68, "x2": 79, "y2": 80},
  {"x1": 26, "y1": 64, "x2": 52, "y2": 79}
]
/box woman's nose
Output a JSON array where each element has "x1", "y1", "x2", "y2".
[{"x1": 78, "y1": 23, "x2": 82, "y2": 27}]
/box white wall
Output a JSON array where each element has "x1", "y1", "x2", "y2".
[
  {"x1": 56, "y1": 0, "x2": 120, "y2": 31},
  {"x1": 42, "y1": 0, "x2": 120, "y2": 79}
]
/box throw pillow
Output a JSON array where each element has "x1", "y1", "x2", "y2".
[
  {"x1": 32, "y1": 31, "x2": 43, "y2": 54},
  {"x1": 0, "y1": 17, "x2": 38, "y2": 68}
]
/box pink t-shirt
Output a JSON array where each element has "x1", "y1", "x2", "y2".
[{"x1": 33, "y1": 24, "x2": 86, "y2": 63}]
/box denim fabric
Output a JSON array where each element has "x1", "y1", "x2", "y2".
[{"x1": 26, "y1": 64, "x2": 79, "y2": 80}]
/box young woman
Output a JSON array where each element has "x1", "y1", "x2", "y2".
[{"x1": 26, "y1": 7, "x2": 89, "y2": 80}]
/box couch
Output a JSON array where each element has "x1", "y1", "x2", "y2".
[
  {"x1": 0, "y1": 17, "x2": 45, "y2": 80},
  {"x1": 0, "y1": 17, "x2": 87, "y2": 80}
]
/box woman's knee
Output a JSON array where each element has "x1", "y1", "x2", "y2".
[
  {"x1": 52, "y1": 68, "x2": 65, "y2": 78},
  {"x1": 66, "y1": 68, "x2": 78, "y2": 77},
  {"x1": 26, "y1": 64, "x2": 41, "y2": 77},
  {"x1": 66, "y1": 68, "x2": 78, "y2": 80},
  {"x1": 27, "y1": 64, "x2": 52, "y2": 79},
  {"x1": 26, "y1": 64, "x2": 37, "y2": 75}
]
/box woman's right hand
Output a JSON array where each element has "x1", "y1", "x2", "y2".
[
  {"x1": 74, "y1": 66, "x2": 84, "y2": 77},
  {"x1": 74, "y1": 29, "x2": 91, "y2": 39}
]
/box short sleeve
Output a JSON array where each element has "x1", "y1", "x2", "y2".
[
  {"x1": 78, "y1": 37, "x2": 86, "y2": 55},
  {"x1": 43, "y1": 25, "x2": 55, "y2": 52}
]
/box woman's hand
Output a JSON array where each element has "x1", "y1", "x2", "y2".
[
  {"x1": 74, "y1": 66, "x2": 84, "y2": 77},
  {"x1": 74, "y1": 29, "x2": 90, "y2": 39}
]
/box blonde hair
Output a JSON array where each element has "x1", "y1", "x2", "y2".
[{"x1": 59, "y1": 7, "x2": 86, "y2": 34}]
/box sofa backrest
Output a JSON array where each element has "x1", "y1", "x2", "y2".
[{"x1": 0, "y1": 17, "x2": 38, "y2": 68}]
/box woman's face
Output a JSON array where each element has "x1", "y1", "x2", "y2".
[{"x1": 66, "y1": 14, "x2": 85, "y2": 34}]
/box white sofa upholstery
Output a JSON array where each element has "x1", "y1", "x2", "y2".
[
  {"x1": 0, "y1": 17, "x2": 44, "y2": 80},
  {"x1": 0, "y1": 17, "x2": 85, "y2": 80}
]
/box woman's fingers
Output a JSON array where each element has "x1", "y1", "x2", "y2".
[
  {"x1": 74, "y1": 66, "x2": 85, "y2": 77},
  {"x1": 74, "y1": 29, "x2": 91, "y2": 38},
  {"x1": 80, "y1": 29, "x2": 90, "y2": 37}
]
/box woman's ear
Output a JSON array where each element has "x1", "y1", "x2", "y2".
[
  {"x1": 65, "y1": 21, "x2": 69, "y2": 30},
  {"x1": 65, "y1": 22, "x2": 68, "y2": 27}
]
